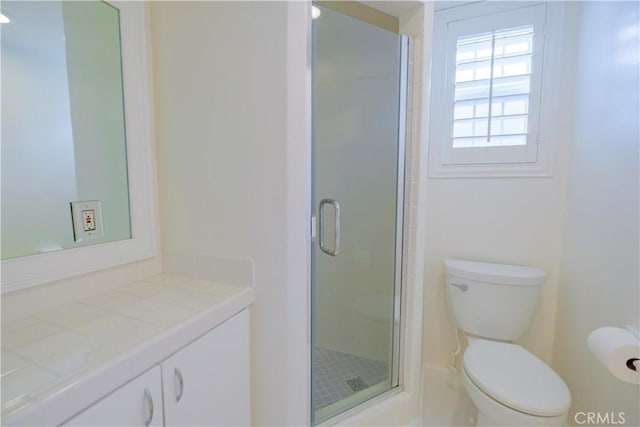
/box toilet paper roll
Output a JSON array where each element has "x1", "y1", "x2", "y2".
[{"x1": 587, "y1": 327, "x2": 640, "y2": 385}]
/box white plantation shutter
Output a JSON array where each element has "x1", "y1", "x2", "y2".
[
  {"x1": 453, "y1": 26, "x2": 533, "y2": 148},
  {"x1": 440, "y1": 4, "x2": 547, "y2": 166}
]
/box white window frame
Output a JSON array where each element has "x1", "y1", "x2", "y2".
[{"x1": 428, "y1": 1, "x2": 566, "y2": 178}]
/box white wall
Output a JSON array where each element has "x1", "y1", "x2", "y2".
[
  {"x1": 149, "y1": 2, "x2": 291, "y2": 424},
  {"x1": 422, "y1": 4, "x2": 578, "y2": 368},
  {"x1": 552, "y1": 2, "x2": 640, "y2": 425}
]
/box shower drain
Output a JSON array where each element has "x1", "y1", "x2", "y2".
[{"x1": 346, "y1": 376, "x2": 369, "y2": 392}]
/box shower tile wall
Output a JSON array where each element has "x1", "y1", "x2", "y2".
[{"x1": 403, "y1": 34, "x2": 423, "y2": 291}]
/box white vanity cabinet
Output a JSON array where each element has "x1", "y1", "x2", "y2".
[
  {"x1": 62, "y1": 310, "x2": 250, "y2": 427},
  {"x1": 162, "y1": 309, "x2": 250, "y2": 426},
  {"x1": 64, "y1": 366, "x2": 162, "y2": 427}
]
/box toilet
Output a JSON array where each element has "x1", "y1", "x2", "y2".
[{"x1": 444, "y1": 259, "x2": 571, "y2": 427}]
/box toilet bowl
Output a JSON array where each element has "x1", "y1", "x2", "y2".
[
  {"x1": 444, "y1": 259, "x2": 572, "y2": 427},
  {"x1": 462, "y1": 338, "x2": 570, "y2": 426}
]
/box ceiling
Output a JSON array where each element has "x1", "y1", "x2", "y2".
[{"x1": 360, "y1": 1, "x2": 423, "y2": 19}]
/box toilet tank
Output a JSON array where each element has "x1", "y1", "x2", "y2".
[{"x1": 444, "y1": 259, "x2": 546, "y2": 341}]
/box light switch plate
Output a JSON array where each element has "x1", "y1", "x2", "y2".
[{"x1": 70, "y1": 200, "x2": 104, "y2": 242}]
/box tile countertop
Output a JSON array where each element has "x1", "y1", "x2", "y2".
[{"x1": 1, "y1": 274, "x2": 255, "y2": 426}]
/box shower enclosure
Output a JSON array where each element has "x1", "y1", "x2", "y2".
[{"x1": 311, "y1": 3, "x2": 407, "y2": 423}]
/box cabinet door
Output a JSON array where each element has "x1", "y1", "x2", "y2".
[
  {"x1": 64, "y1": 366, "x2": 162, "y2": 426},
  {"x1": 162, "y1": 310, "x2": 250, "y2": 426}
]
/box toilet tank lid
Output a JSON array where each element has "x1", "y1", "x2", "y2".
[{"x1": 444, "y1": 259, "x2": 546, "y2": 286}]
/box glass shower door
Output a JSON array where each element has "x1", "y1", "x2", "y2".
[{"x1": 311, "y1": 4, "x2": 406, "y2": 424}]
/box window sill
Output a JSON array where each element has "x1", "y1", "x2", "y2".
[{"x1": 428, "y1": 161, "x2": 553, "y2": 179}]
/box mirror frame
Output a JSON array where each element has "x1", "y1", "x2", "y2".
[{"x1": 1, "y1": 1, "x2": 157, "y2": 293}]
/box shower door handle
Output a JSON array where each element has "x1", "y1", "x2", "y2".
[{"x1": 318, "y1": 199, "x2": 340, "y2": 256}]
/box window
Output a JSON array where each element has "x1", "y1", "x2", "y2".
[
  {"x1": 429, "y1": 2, "x2": 564, "y2": 177},
  {"x1": 453, "y1": 25, "x2": 533, "y2": 149}
]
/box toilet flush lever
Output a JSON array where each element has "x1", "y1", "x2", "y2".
[{"x1": 450, "y1": 282, "x2": 468, "y2": 292}]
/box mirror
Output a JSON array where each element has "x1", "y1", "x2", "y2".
[
  {"x1": 1, "y1": 0, "x2": 131, "y2": 260},
  {"x1": 1, "y1": 1, "x2": 156, "y2": 293}
]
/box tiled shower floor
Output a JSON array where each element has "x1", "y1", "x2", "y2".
[{"x1": 313, "y1": 347, "x2": 388, "y2": 411}]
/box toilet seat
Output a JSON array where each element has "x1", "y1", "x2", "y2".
[{"x1": 463, "y1": 340, "x2": 571, "y2": 417}]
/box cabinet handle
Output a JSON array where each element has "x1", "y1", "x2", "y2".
[
  {"x1": 175, "y1": 367, "x2": 184, "y2": 403},
  {"x1": 144, "y1": 387, "x2": 154, "y2": 427}
]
